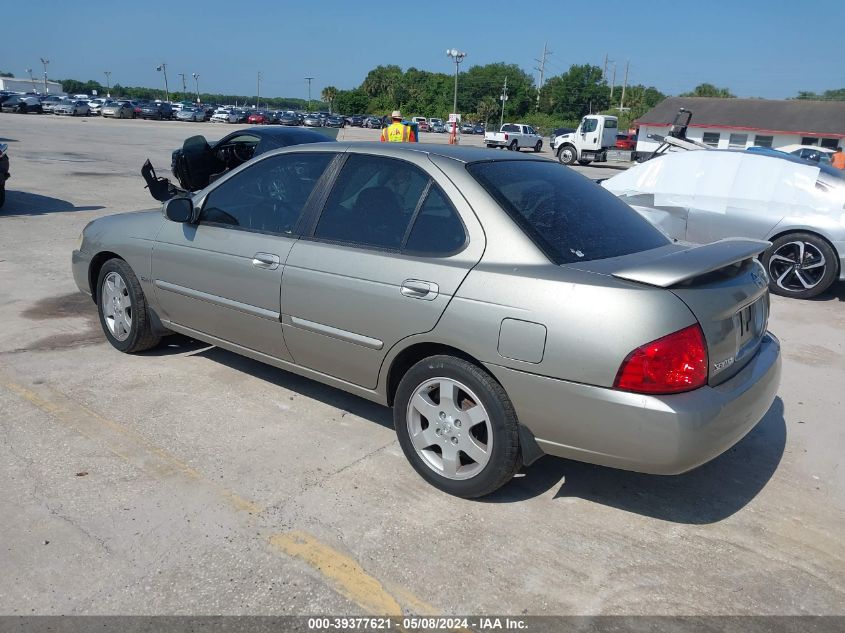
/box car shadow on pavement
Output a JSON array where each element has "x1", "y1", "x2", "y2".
[
  {"x1": 485, "y1": 398, "x2": 786, "y2": 524},
  {"x1": 1, "y1": 191, "x2": 104, "y2": 215},
  {"x1": 810, "y1": 281, "x2": 845, "y2": 302},
  {"x1": 190, "y1": 345, "x2": 395, "y2": 430}
]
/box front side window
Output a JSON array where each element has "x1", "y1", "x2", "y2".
[
  {"x1": 315, "y1": 154, "x2": 428, "y2": 249},
  {"x1": 201, "y1": 153, "x2": 333, "y2": 234},
  {"x1": 582, "y1": 118, "x2": 598, "y2": 133},
  {"x1": 468, "y1": 160, "x2": 668, "y2": 264}
]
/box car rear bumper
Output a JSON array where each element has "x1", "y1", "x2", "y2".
[
  {"x1": 488, "y1": 332, "x2": 781, "y2": 475},
  {"x1": 72, "y1": 249, "x2": 93, "y2": 298}
]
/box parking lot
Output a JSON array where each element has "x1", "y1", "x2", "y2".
[{"x1": 1, "y1": 114, "x2": 843, "y2": 616}]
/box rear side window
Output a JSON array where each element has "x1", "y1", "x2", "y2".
[
  {"x1": 404, "y1": 186, "x2": 466, "y2": 254},
  {"x1": 467, "y1": 160, "x2": 668, "y2": 264}
]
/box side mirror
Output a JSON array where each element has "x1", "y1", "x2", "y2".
[{"x1": 164, "y1": 197, "x2": 194, "y2": 223}]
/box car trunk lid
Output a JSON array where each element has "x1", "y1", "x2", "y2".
[{"x1": 572, "y1": 239, "x2": 771, "y2": 386}]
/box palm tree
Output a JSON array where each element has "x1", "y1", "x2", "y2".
[{"x1": 321, "y1": 86, "x2": 338, "y2": 114}]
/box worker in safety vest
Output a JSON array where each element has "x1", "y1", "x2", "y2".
[
  {"x1": 380, "y1": 110, "x2": 416, "y2": 143},
  {"x1": 832, "y1": 147, "x2": 845, "y2": 170}
]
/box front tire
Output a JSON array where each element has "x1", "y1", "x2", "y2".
[
  {"x1": 558, "y1": 145, "x2": 577, "y2": 165},
  {"x1": 763, "y1": 232, "x2": 839, "y2": 299},
  {"x1": 96, "y1": 259, "x2": 161, "y2": 352},
  {"x1": 394, "y1": 355, "x2": 521, "y2": 498},
  {"x1": 533, "y1": 140, "x2": 542, "y2": 153}
]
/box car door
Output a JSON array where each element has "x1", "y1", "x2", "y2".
[
  {"x1": 152, "y1": 150, "x2": 337, "y2": 360},
  {"x1": 281, "y1": 152, "x2": 484, "y2": 388}
]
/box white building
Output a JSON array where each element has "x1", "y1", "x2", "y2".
[
  {"x1": 0, "y1": 76, "x2": 64, "y2": 95},
  {"x1": 636, "y1": 97, "x2": 845, "y2": 155}
]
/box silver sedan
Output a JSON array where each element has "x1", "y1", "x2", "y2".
[
  {"x1": 72, "y1": 144, "x2": 780, "y2": 497},
  {"x1": 177, "y1": 107, "x2": 206, "y2": 122}
]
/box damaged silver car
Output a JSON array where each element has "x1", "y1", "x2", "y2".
[{"x1": 603, "y1": 148, "x2": 845, "y2": 299}]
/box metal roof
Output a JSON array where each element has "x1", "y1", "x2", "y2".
[{"x1": 636, "y1": 97, "x2": 845, "y2": 138}]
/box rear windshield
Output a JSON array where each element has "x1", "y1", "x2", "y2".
[{"x1": 467, "y1": 160, "x2": 669, "y2": 264}]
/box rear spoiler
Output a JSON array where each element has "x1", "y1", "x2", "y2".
[{"x1": 612, "y1": 239, "x2": 770, "y2": 288}]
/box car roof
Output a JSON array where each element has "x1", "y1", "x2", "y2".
[{"x1": 266, "y1": 141, "x2": 546, "y2": 164}]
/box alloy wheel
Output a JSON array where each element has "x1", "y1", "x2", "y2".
[
  {"x1": 101, "y1": 271, "x2": 133, "y2": 341},
  {"x1": 768, "y1": 240, "x2": 827, "y2": 292},
  {"x1": 406, "y1": 377, "x2": 492, "y2": 480}
]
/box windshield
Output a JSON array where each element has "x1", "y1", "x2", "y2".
[{"x1": 467, "y1": 160, "x2": 669, "y2": 264}]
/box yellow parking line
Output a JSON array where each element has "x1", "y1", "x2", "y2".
[
  {"x1": 269, "y1": 531, "x2": 437, "y2": 616},
  {"x1": 0, "y1": 375, "x2": 261, "y2": 515}
]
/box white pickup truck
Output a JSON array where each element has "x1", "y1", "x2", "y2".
[{"x1": 484, "y1": 123, "x2": 543, "y2": 152}]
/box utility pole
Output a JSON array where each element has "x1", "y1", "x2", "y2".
[
  {"x1": 619, "y1": 60, "x2": 629, "y2": 111},
  {"x1": 446, "y1": 48, "x2": 466, "y2": 143},
  {"x1": 534, "y1": 42, "x2": 551, "y2": 111},
  {"x1": 40, "y1": 58, "x2": 50, "y2": 95},
  {"x1": 26, "y1": 69, "x2": 36, "y2": 93},
  {"x1": 103, "y1": 71, "x2": 111, "y2": 97},
  {"x1": 178, "y1": 72, "x2": 187, "y2": 96},
  {"x1": 304, "y1": 77, "x2": 313, "y2": 111},
  {"x1": 192, "y1": 73, "x2": 200, "y2": 103},
  {"x1": 609, "y1": 63, "x2": 617, "y2": 101},
  {"x1": 256, "y1": 71, "x2": 262, "y2": 109},
  {"x1": 499, "y1": 76, "x2": 508, "y2": 128},
  {"x1": 156, "y1": 63, "x2": 169, "y2": 102},
  {"x1": 602, "y1": 53, "x2": 608, "y2": 80}
]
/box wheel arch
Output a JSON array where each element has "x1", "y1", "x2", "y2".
[
  {"x1": 88, "y1": 251, "x2": 124, "y2": 300},
  {"x1": 383, "y1": 340, "x2": 545, "y2": 466}
]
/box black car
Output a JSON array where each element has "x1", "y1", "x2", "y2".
[
  {"x1": 324, "y1": 114, "x2": 345, "y2": 128},
  {"x1": 140, "y1": 102, "x2": 173, "y2": 120},
  {"x1": 349, "y1": 114, "x2": 366, "y2": 127},
  {"x1": 142, "y1": 126, "x2": 340, "y2": 201},
  {"x1": 0, "y1": 142, "x2": 9, "y2": 208},
  {"x1": 1, "y1": 95, "x2": 43, "y2": 114}
]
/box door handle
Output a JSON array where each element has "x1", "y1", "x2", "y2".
[
  {"x1": 401, "y1": 279, "x2": 439, "y2": 301},
  {"x1": 252, "y1": 252, "x2": 280, "y2": 270}
]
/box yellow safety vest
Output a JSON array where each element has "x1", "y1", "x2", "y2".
[{"x1": 384, "y1": 121, "x2": 411, "y2": 142}]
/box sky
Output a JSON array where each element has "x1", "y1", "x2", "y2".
[{"x1": 3, "y1": 0, "x2": 843, "y2": 101}]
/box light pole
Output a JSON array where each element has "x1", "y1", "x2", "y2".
[
  {"x1": 304, "y1": 77, "x2": 313, "y2": 112},
  {"x1": 256, "y1": 71, "x2": 262, "y2": 109},
  {"x1": 192, "y1": 73, "x2": 200, "y2": 103},
  {"x1": 499, "y1": 76, "x2": 508, "y2": 128},
  {"x1": 156, "y1": 63, "x2": 170, "y2": 102},
  {"x1": 40, "y1": 58, "x2": 50, "y2": 95},
  {"x1": 178, "y1": 72, "x2": 187, "y2": 97},
  {"x1": 103, "y1": 71, "x2": 111, "y2": 97},
  {"x1": 26, "y1": 69, "x2": 36, "y2": 93},
  {"x1": 446, "y1": 48, "x2": 466, "y2": 143}
]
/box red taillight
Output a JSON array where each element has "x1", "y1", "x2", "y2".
[
  {"x1": 504, "y1": 133, "x2": 509, "y2": 140},
  {"x1": 614, "y1": 324, "x2": 708, "y2": 395}
]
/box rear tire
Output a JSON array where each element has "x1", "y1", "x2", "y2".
[
  {"x1": 509, "y1": 140, "x2": 519, "y2": 152},
  {"x1": 96, "y1": 259, "x2": 161, "y2": 353},
  {"x1": 0, "y1": 182, "x2": 5, "y2": 209},
  {"x1": 394, "y1": 355, "x2": 522, "y2": 498},
  {"x1": 763, "y1": 232, "x2": 839, "y2": 299},
  {"x1": 578, "y1": 159, "x2": 592, "y2": 166}
]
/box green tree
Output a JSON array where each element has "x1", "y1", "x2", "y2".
[
  {"x1": 539, "y1": 64, "x2": 610, "y2": 120},
  {"x1": 334, "y1": 89, "x2": 370, "y2": 114},
  {"x1": 680, "y1": 83, "x2": 735, "y2": 98},
  {"x1": 796, "y1": 88, "x2": 845, "y2": 101},
  {"x1": 0, "y1": 71, "x2": 14, "y2": 78},
  {"x1": 321, "y1": 85, "x2": 338, "y2": 113}
]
